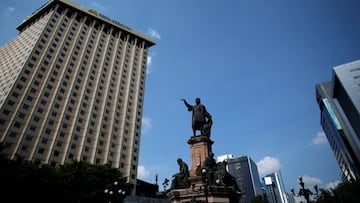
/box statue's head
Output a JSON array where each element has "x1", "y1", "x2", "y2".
[
  {"x1": 195, "y1": 97, "x2": 201, "y2": 105},
  {"x1": 209, "y1": 152, "x2": 214, "y2": 158}
]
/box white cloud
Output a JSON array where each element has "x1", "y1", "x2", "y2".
[
  {"x1": 325, "y1": 180, "x2": 341, "y2": 190},
  {"x1": 8, "y1": 7, "x2": 15, "y2": 12},
  {"x1": 147, "y1": 55, "x2": 152, "y2": 66},
  {"x1": 217, "y1": 154, "x2": 233, "y2": 162},
  {"x1": 148, "y1": 28, "x2": 161, "y2": 40},
  {"x1": 146, "y1": 51, "x2": 156, "y2": 74},
  {"x1": 311, "y1": 131, "x2": 328, "y2": 145},
  {"x1": 141, "y1": 116, "x2": 152, "y2": 134},
  {"x1": 301, "y1": 175, "x2": 322, "y2": 186},
  {"x1": 4, "y1": 6, "x2": 15, "y2": 17},
  {"x1": 257, "y1": 156, "x2": 281, "y2": 176},
  {"x1": 146, "y1": 55, "x2": 153, "y2": 74},
  {"x1": 137, "y1": 165, "x2": 150, "y2": 179}
]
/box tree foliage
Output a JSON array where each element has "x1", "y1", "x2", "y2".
[
  {"x1": 251, "y1": 195, "x2": 269, "y2": 203},
  {"x1": 0, "y1": 155, "x2": 128, "y2": 203},
  {"x1": 315, "y1": 180, "x2": 360, "y2": 203}
]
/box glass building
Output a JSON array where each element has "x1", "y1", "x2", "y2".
[
  {"x1": 315, "y1": 59, "x2": 360, "y2": 181},
  {"x1": 0, "y1": 0, "x2": 155, "y2": 186},
  {"x1": 225, "y1": 155, "x2": 263, "y2": 203},
  {"x1": 262, "y1": 172, "x2": 291, "y2": 203}
]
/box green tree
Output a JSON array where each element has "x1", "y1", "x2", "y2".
[
  {"x1": 251, "y1": 195, "x2": 269, "y2": 203},
  {"x1": 0, "y1": 156, "x2": 129, "y2": 203},
  {"x1": 315, "y1": 180, "x2": 360, "y2": 203},
  {"x1": 163, "y1": 178, "x2": 169, "y2": 191}
]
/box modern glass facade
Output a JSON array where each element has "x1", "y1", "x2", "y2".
[
  {"x1": 315, "y1": 59, "x2": 360, "y2": 181},
  {"x1": 262, "y1": 172, "x2": 290, "y2": 203},
  {"x1": 226, "y1": 155, "x2": 262, "y2": 203}
]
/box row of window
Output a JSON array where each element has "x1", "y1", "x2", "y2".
[{"x1": 1, "y1": 3, "x2": 150, "y2": 181}]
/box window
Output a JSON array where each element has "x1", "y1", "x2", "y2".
[
  {"x1": 8, "y1": 100, "x2": 15, "y2": 106},
  {"x1": 2, "y1": 108, "x2": 10, "y2": 115},
  {"x1": 38, "y1": 148, "x2": 45, "y2": 154},
  {"x1": 25, "y1": 134, "x2": 32, "y2": 141},
  {"x1": 23, "y1": 104, "x2": 29, "y2": 110},
  {"x1": 12, "y1": 92, "x2": 19, "y2": 97},
  {"x1": 10, "y1": 131, "x2": 17, "y2": 137},
  {"x1": 45, "y1": 128, "x2": 51, "y2": 134},
  {"x1": 30, "y1": 125, "x2": 36, "y2": 131},
  {"x1": 40, "y1": 99, "x2": 46, "y2": 105},
  {"x1": 42, "y1": 138, "x2": 48, "y2": 144},
  {"x1": 18, "y1": 112, "x2": 25, "y2": 119}
]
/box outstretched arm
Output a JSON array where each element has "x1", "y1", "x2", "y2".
[{"x1": 180, "y1": 98, "x2": 192, "y2": 109}]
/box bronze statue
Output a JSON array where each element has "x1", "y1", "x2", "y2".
[
  {"x1": 202, "y1": 152, "x2": 217, "y2": 185},
  {"x1": 181, "y1": 97, "x2": 212, "y2": 137},
  {"x1": 202, "y1": 152, "x2": 241, "y2": 192},
  {"x1": 171, "y1": 158, "x2": 190, "y2": 189},
  {"x1": 217, "y1": 160, "x2": 241, "y2": 192}
]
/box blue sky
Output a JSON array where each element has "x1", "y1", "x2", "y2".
[{"x1": 1, "y1": 0, "x2": 360, "y2": 194}]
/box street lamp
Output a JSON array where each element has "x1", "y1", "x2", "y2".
[
  {"x1": 104, "y1": 181, "x2": 127, "y2": 203},
  {"x1": 291, "y1": 176, "x2": 318, "y2": 203}
]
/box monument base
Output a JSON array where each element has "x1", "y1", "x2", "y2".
[
  {"x1": 167, "y1": 185, "x2": 242, "y2": 203},
  {"x1": 187, "y1": 135, "x2": 214, "y2": 180}
]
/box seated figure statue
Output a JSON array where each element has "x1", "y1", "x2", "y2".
[
  {"x1": 217, "y1": 160, "x2": 241, "y2": 192},
  {"x1": 202, "y1": 153, "x2": 241, "y2": 192},
  {"x1": 171, "y1": 158, "x2": 190, "y2": 189}
]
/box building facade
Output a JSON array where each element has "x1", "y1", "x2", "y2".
[
  {"x1": 262, "y1": 172, "x2": 290, "y2": 203},
  {"x1": 0, "y1": 0, "x2": 155, "y2": 186},
  {"x1": 226, "y1": 155, "x2": 262, "y2": 203},
  {"x1": 315, "y1": 59, "x2": 360, "y2": 181}
]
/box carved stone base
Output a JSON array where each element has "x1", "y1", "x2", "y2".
[
  {"x1": 167, "y1": 185, "x2": 242, "y2": 203},
  {"x1": 187, "y1": 135, "x2": 214, "y2": 180},
  {"x1": 166, "y1": 135, "x2": 243, "y2": 202}
]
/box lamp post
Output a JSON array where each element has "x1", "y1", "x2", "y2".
[
  {"x1": 290, "y1": 176, "x2": 318, "y2": 203},
  {"x1": 104, "y1": 180, "x2": 127, "y2": 203},
  {"x1": 202, "y1": 168, "x2": 210, "y2": 203}
]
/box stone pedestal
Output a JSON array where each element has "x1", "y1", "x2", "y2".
[
  {"x1": 187, "y1": 135, "x2": 214, "y2": 186},
  {"x1": 167, "y1": 135, "x2": 243, "y2": 203},
  {"x1": 167, "y1": 185, "x2": 241, "y2": 203}
]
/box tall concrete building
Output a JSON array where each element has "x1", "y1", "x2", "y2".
[
  {"x1": 315, "y1": 59, "x2": 360, "y2": 182},
  {"x1": 0, "y1": 0, "x2": 155, "y2": 186}
]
